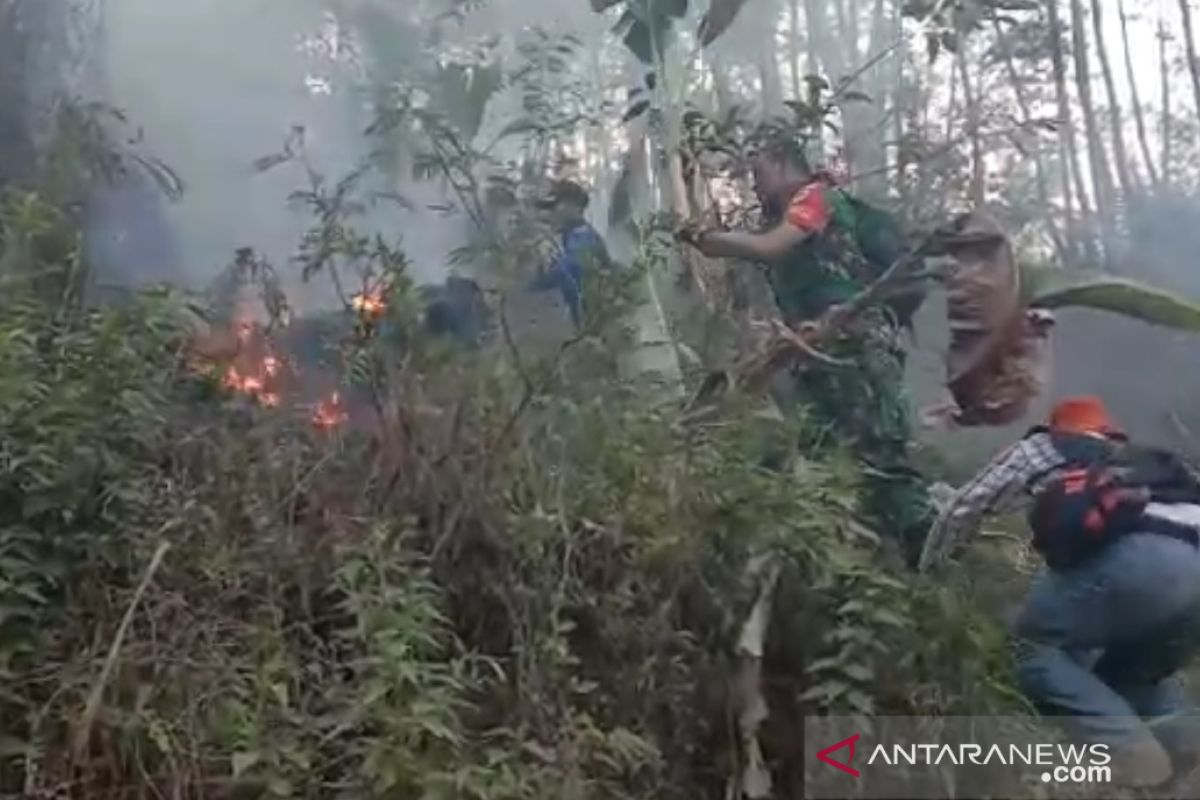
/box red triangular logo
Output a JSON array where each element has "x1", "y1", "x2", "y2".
[{"x1": 816, "y1": 733, "x2": 861, "y2": 777}]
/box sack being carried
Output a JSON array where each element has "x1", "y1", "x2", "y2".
[{"x1": 921, "y1": 213, "x2": 1056, "y2": 428}]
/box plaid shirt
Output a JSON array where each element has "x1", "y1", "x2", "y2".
[{"x1": 918, "y1": 431, "x2": 1065, "y2": 571}]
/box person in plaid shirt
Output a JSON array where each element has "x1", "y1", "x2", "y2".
[
  {"x1": 918, "y1": 425, "x2": 1065, "y2": 572},
  {"x1": 921, "y1": 396, "x2": 1200, "y2": 789}
]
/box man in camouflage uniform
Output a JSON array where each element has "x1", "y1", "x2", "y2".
[{"x1": 680, "y1": 141, "x2": 933, "y2": 565}]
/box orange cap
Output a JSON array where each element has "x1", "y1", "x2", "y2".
[{"x1": 1048, "y1": 396, "x2": 1123, "y2": 437}]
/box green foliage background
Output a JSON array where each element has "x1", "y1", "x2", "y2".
[
  {"x1": 1, "y1": 3, "x2": 1140, "y2": 796},
  {"x1": 0, "y1": 124, "x2": 1024, "y2": 800}
]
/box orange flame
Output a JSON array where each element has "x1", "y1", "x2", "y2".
[
  {"x1": 351, "y1": 289, "x2": 387, "y2": 320},
  {"x1": 312, "y1": 391, "x2": 349, "y2": 430},
  {"x1": 235, "y1": 320, "x2": 256, "y2": 344},
  {"x1": 219, "y1": 320, "x2": 287, "y2": 407}
]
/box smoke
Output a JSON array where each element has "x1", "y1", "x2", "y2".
[
  {"x1": 90, "y1": 0, "x2": 347, "y2": 307},
  {"x1": 86, "y1": 0, "x2": 1200, "y2": 466},
  {"x1": 86, "y1": 0, "x2": 626, "y2": 311},
  {"x1": 90, "y1": 0, "x2": 472, "y2": 310},
  {"x1": 1050, "y1": 191, "x2": 1200, "y2": 459}
]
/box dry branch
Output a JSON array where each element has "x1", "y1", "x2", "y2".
[
  {"x1": 684, "y1": 241, "x2": 932, "y2": 416},
  {"x1": 729, "y1": 553, "x2": 783, "y2": 799},
  {"x1": 72, "y1": 539, "x2": 172, "y2": 761}
]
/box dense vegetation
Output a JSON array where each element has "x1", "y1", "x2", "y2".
[
  {"x1": 5, "y1": 0, "x2": 1200, "y2": 797},
  {"x1": 0, "y1": 99, "x2": 1032, "y2": 800}
]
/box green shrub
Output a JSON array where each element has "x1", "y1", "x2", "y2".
[{"x1": 0, "y1": 175, "x2": 1026, "y2": 798}]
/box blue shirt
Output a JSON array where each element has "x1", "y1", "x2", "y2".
[{"x1": 528, "y1": 222, "x2": 610, "y2": 328}]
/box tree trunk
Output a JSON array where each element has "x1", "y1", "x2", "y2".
[
  {"x1": 759, "y1": 54, "x2": 785, "y2": 118},
  {"x1": 833, "y1": 0, "x2": 851, "y2": 64},
  {"x1": 802, "y1": 0, "x2": 821, "y2": 77},
  {"x1": 993, "y1": 18, "x2": 1067, "y2": 263},
  {"x1": 943, "y1": 55, "x2": 957, "y2": 142},
  {"x1": 1178, "y1": 0, "x2": 1200, "y2": 123},
  {"x1": 711, "y1": 53, "x2": 735, "y2": 116},
  {"x1": 846, "y1": 0, "x2": 890, "y2": 198},
  {"x1": 750, "y1": 0, "x2": 784, "y2": 119},
  {"x1": 891, "y1": 0, "x2": 908, "y2": 205},
  {"x1": 956, "y1": 46, "x2": 985, "y2": 208},
  {"x1": 802, "y1": 0, "x2": 829, "y2": 155},
  {"x1": 1090, "y1": 0, "x2": 1136, "y2": 196},
  {"x1": 1118, "y1": 0, "x2": 1160, "y2": 187},
  {"x1": 844, "y1": 0, "x2": 860, "y2": 63},
  {"x1": 789, "y1": 0, "x2": 802, "y2": 100},
  {"x1": 1048, "y1": 0, "x2": 1096, "y2": 264},
  {"x1": 617, "y1": 62, "x2": 684, "y2": 395},
  {"x1": 1161, "y1": 19, "x2": 1173, "y2": 180},
  {"x1": 805, "y1": 0, "x2": 844, "y2": 79},
  {"x1": 866, "y1": 0, "x2": 887, "y2": 85},
  {"x1": 1070, "y1": 0, "x2": 1115, "y2": 262},
  {"x1": 840, "y1": 0, "x2": 875, "y2": 176},
  {"x1": 914, "y1": 58, "x2": 945, "y2": 221}
]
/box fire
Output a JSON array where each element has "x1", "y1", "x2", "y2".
[
  {"x1": 193, "y1": 314, "x2": 353, "y2": 428},
  {"x1": 351, "y1": 289, "x2": 387, "y2": 320},
  {"x1": 235, "y1": 320, "x2": 256, "y2": 343},
  {"x1": 218, "y1": 320, "x2": 288, "y2": 407},
  {"x1": 312, "y1": 392, "x2": 349, "y2": 430}
]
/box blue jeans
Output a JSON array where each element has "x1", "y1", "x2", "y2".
[{"x1": 1014, "y1": 533, "x2": 1200, "y2": 759}]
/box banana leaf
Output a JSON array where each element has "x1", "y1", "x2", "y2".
[
  {"x1": 699, "y1": 0, "x2": 751, "y2": 46},
  {"x1": 1021, "y1": 266, "x2": 1200, "y2": 333}
]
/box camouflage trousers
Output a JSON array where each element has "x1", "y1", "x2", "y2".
[{"x1": 769, "y1": 315, "x2": 934, "y2": 564}]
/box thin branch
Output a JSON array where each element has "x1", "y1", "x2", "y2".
[
  {"x1": 498, "y1": 292, "x2": 534, "y2": 392},
  {"x1": 73, "y1": 539, "x2": 172, "y2": 760},
  {"x1": 849, "y1": 118, "x2": 1061, "y2": 184},
  {"x1": 831, "y1": 38, "x2": 904, "y2": 101}
]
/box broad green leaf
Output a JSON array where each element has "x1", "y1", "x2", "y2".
[
  {"x1": 846, "y1": 689, "x2": 875, "y2": 712},
  {"x1": 623, "y1": 19, "x2": 655, "y2": 63},
  {"x1": 622, "y1": 100, "x2": 651, "y2": 123},
  {"x1": 800, "y1": 680, "x2": 850, "y2": 702},
  {"x1": 231, "y1": 750, "x2": 261, "y2": 777},
  {"x1": 841, "y1": 663, "x2": 874, "y2": 682},
  {"x1": 699, "y1": 0, "x2": 750, "y2": 46},
  {"x1": 839, "y1": 90, "x2": 874, "y2": 104},
  {"x1": 1022, "y1": 267, "x2": 1200, "y2": 333},
  {"x1": 805, "y1": 656, "x2": 843, "y2": 673}
]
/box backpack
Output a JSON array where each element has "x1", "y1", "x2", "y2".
[
  {"x1": 1026, "y1": 430, "x2": 1200, "y2": 571},
  {"x1": 829, "y1": 191, "x2": 927, "y2": 328}
]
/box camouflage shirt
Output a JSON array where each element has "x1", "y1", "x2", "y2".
[{"x1": 766, "y1": 180, "x2": 880, "y2": 326}]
